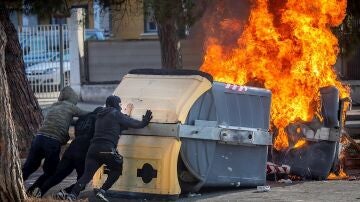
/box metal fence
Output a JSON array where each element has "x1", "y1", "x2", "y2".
[
  {"x1": 18, "y1": 24, "x2": 70, "y2": 99},
  {"x1": 344, "y1": 47, "x2": 360, "y2": 80},
  {"x1": 340, "y1": 18, "x2": 360, "y2": 80}
]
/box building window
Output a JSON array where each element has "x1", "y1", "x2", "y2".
[
  {"x1": 144, "y1": 7, "x2": 157, "y2": 33},
  {"x1": 51, "y1": 17, "x2": 67, "y2": 25}
]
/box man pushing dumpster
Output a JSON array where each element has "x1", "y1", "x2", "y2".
[
  {"x1": 22, "y1": 86, "x2": 89, "y2": 195},
  {"x1": 29, "y1": 107, "x2": 103, "y2": 198},
  {"x1": 67, "y1": 95, "x2": 153, "y2": 202}
]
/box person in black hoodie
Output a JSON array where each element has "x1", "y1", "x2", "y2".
[{"x1": 67, "y1": 95, "x2": 152, "y2": 202}]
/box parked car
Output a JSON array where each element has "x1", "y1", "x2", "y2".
[
  {"x1": 20, "y1": 36, "x2": 47, "y2": 56},
  {"x1": 23, "y1": 51, "x2": 59, "y2": 67},
  {"x1": 20, "y1": 33, "x2": 69, "y2": 55},
  {"x1": 26, "y1": 54, "x2": 70, "y2": 90},
  {"x1": 85, "y1": 29, "x2": 105, "y2": 40}
]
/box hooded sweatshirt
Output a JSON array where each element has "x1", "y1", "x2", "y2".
[
  {"x1": 91, "y1": 107, "x2": 148, "y2": 147},
  {"x1": 38, "y1": 87, "x2": 88, "y2": 144}
]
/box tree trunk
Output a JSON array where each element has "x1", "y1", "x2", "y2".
[
  {"x1": 157, "y1": 19, "x2": 182, "y2": 69},
  {"x1": 0, "y1": 19, "x2": 27, "y2": 202},
  {"x1": 0, "y1": 9, "x2": 43, "y2": 156}
]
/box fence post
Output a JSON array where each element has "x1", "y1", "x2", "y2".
[
  {"x1": 59, "y1": 23, "x2": 64, "y2": 89},
  {"x1": 69, "y1": 8, "x2": 84, "y2": 96}
]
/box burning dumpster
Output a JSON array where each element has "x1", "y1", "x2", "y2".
[
  {"x1": 196, "y1": 0, "x2": 351, "y2": 182},
  {"x1": 272, "y1": 86, "x2": 346, "y2": 180},
  {"x1": 92, "y1": 69, "x2": 272, "y2": 197}
]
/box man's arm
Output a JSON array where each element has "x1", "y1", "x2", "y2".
[
  {"x1": 117, "y1": 110, "x2": 152, "y2": 129},
  {"x1": 73, "y1": 105, "x2": 90, "y2": 116}
]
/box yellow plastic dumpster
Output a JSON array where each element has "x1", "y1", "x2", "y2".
[
  {"x1": 93, "y1": 136, "x2": 181, "y2": 196},
  {"x1": 92, "y1": 70, "x2": 212, "y2": 198}
]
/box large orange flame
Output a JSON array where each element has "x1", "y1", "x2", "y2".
[{"x1": 200, "y1": 0, "x2": 350, "y2": 150}]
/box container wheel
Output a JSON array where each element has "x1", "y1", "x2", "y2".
[{"x1": 177, "y1": 156, "x2": 202, "y2": 193}]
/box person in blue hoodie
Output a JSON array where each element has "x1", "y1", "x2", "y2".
[{"x1": 67, "y1": 95, "x2": 152, "y2": 202}]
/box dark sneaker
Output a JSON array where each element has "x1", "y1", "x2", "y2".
[
  {"x1": 54, "y1": 189, "x2": 68, "y2": 200},
  {"x1": 66, "y1": 193, "x2": 76, "y2": 201},
  {"x1": 95, "y1": 189, "x2": 109, "y2": 202},
  {"x1": 26, "y1": 186, "x2": 35, "y2": 197},
  {"x1": 30, "y1": 187, "x2": 41, "y2": 198}
]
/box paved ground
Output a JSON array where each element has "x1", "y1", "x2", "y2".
[
  {"x1": 195, "y1": 180, "x2": 360, "y2": 202},
  {"x1": 25, "y1": 171, "x2": 360, "y2": 202}
]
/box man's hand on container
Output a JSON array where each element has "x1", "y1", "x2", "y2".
[{"x1": 142, "y1": 110, "x2": 153, "y2": 125}]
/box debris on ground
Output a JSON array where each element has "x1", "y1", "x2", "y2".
[
  {"x1": 187, "y1": 192, "x2": 201, "y2": 197},
  {"x1": 278, "y1": 179, "x2": 293, "y2": 184},
  {"x1": 348, "y1": 176, "x2": 357, "y2": 181},
  {"x1": 255, "y1": 185, "x2": 271, "y2": 193}
]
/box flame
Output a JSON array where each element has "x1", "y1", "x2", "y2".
[
  {"x1": 293, "y1": 138, "x2": 307, "y2": 149},
  {"x1": 327, "y1": 168, "x2": 348, "y2": 180},
  {"x1": 200, "y1": 0, "x2": 349, "y2": 150}
]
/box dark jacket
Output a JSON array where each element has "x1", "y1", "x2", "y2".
[
  {"x1": 38, "y1": 87, "x2": 88, "y2": 144},
  {"x1": 74, "y1": 107, "x2": 102, "y2": 138},
  {"x1": 63, "y1": 135, "x2": 92, "y2": 160},
  {"x1": 63, "y1": 108, "x2": 101, "y2": 159},
  {"x1": 91, "y1": 107, "x2": 148, "y2": 146}
]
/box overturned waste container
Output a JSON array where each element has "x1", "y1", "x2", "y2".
[
  {"x1": 272, "y1": 86, "x2": 343, "y2": 180},
  {"x1": 93, "y1": 69, "x2": 272, "y2": 198}
]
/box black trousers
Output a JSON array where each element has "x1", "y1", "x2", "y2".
[
  {"x1": 70, "y1": 142, "x2": 123, "y2": 197},
  {"x1": 39, "y1": 154, "x2": 85, "y2": 196},
  {"x1": 22, "y1": 135, "x2": 61, "y2": 192}
]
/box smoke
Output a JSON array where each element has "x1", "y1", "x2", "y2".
[
  {"x1": 202, "y1": 0, "x2": 251, "y2": 49},
  {"x1": 187, "y1": 0, "x2": 251, "y2": 53}
]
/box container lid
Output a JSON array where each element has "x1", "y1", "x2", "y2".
[
  {"x1": 212, "y1": 82, "x2": 272, "y2": 130},
  {"x1": 129, "y1": 69, "x2": 213, "y2": 83},
  {"x1": 113, "y1": 70, "x2": 212, "y2": 123}
]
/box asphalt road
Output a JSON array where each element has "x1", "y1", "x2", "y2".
[{"x1": 25, "y1": 169, "x2": 360, "y2": 202}]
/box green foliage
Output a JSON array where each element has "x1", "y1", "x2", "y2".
[
  {"x1": 144, "y1": 0, "x2": 188, "y2": 23},
  {"x1": 1, "y1": 0, "x2": 207, "y2": 37},
  {"x1": 0, "y1": 0, "x2": 70, "y2": 17},
  {"x1": 144, "y1": 0, "x2": 206, "y2": 37}
]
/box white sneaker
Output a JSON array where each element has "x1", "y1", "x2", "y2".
[
  {"x1": 66, "y1": 193, "x2": 76, "y2": 201},
  {"x1": 95, "y1": 189, "x2": 109, "y2": 202},
  {"x1": 54, "y1": 189, "x2": 68, "y2": 200}
]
